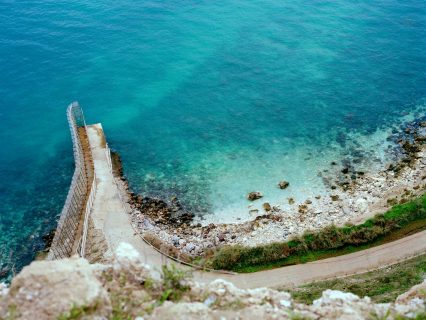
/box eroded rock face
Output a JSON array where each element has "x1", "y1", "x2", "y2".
[
  {"x1": 310, "y1": 290, "x2": 374, "y2": 319},
  {"x1": 0, "y1": 244, "x2": 425, "y2": 320},
  {"x1": 0, "y1": 257, "x2": 111, "y2": 320},
  {"x1": 147, "y1": 280, "x2": 426, "y2": 320},
  {"x1": 204, "y1": 279, "x2": 293, "y2": 309},
  {"x1": 151, "y1": 302, "x2": 212, "y2": 320},
  {"x1": 396, "y1": 279, "x2": 426, "y2": 304}
]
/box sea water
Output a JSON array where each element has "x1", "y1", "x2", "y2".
[{"x1": 0, "y1": 0, "x2": 425, "y2": 279}]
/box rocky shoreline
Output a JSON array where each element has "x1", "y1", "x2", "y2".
[{"x1": 114, "y1": 119, "x2": 426, "y2": 259}]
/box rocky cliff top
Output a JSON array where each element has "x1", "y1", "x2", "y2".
[{"x1": 0, "y1": 243, "x2": 425, "y2": 320}]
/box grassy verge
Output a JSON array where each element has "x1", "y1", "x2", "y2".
[
  {"x1": 283, "y1": 254, "x2": 426, "y2": 304},
  {"x1": 206, "y1": 193, "x2": 426, "y2": 272}
]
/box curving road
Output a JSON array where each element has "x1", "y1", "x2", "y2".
[{"x1": 86, "y1": 123, "x2": 426, "y2": 289}]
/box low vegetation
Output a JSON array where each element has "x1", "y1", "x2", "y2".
[
  {"x1": 284, "y1": 254, "x2": 426, "y2": 304},
  {"x1": 56, "y1": 264, "x2": 191, "y2": 320},
  {"x1": 207, "y1": 193, "x2": 426, "y2": 272},
  {"x1": 57, "y1": 304, "x2": 99, "y2": 320},
  {"x1": 159, "y1": 264, "x2": 190, "y2": 302},
  {"x1": 5, "y1": 252, "x2": 425, "y2": 320}
]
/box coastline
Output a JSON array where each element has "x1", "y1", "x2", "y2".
[{"x1": 113, "y1": 118, "x2": 426, "y2": 259}]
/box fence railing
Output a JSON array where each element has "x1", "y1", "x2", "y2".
[
  {"x1": 78, "y1": 171, "x2": 96, "y2": 257},
  {"x1": 47, "y1": 102, "x2": 96, "y2": 260}
]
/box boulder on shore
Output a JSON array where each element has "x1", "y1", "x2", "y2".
[
  {"x1": 263, "y1": 202, "x2": 272, "y2": 211},
  {"x1": 1, "y1": 257, "x2": 111, "y2": 320}
]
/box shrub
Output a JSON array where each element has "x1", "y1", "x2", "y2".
[{"x1": 160, "y1": 264, "x2": 190, "y2": 301}]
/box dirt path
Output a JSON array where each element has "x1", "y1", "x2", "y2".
[
  {"x1": 203, "y1": 231, "x2": 426, "y2": 288},
  {"x1": 86, "y1": 123, "x2": 426, "y2": 289}
]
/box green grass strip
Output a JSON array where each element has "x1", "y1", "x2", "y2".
[
  {"x1": 208, "y1": 193, "x2": 426, "y2": 272},
  {"x1": 285, "y1": 254, "x2": 426, "y2": 304}
]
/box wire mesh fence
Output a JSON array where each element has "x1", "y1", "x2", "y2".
[
  {"x1": 47, "y1": 102, "x2": 95, "y2": 260},
  {"x1": 78, "y1": 172, "x2": 96, "y2": 257}
]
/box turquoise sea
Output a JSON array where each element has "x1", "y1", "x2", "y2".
[{"x1": 0, "y1": 0, "x2": 425, "y2": 279}]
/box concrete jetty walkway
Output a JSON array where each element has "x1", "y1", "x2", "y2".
[
  {"x1": 86, "y1": 124, "x2": 167, "y2": 267},
  {"x1": 86, "y1": 123, "x2": 426, "y2": 289}
]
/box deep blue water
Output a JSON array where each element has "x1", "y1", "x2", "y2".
[{"x1": 0, "y1": 0, "x2": 425, "y2": 279}]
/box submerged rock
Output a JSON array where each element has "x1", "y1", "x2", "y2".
[
  {"x1": 247, "y1": 192, "x2": 263, "y2": 201},
  {"x1": 262, "y1": 202, "x2": 272, "y2": 211},
  {"x1": 402, "y1": 140, "x2": 420, "y2": 154},
  {"x1": 249, "y1": 209, "x2": 259, "y2": 215},
  {"x1": 278, "y1": 181, "x2": 290, "y2": 189},
  {"x1": 135, "y1": 196, "x2": 193, "y2": 226}
]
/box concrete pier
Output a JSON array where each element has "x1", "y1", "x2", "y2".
[{"x1": 85, "y1": 124, "x2": 166, "y2": 270}]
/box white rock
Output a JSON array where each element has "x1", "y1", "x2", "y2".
[
  {"x1": 184, "y1": 243, "x2": 196, "y2": 252},
  {"x1": 2, "y1": 257, "x2": 111, "y2": 320},
  {"x1": 115, "y1": 242, "x2": 141, "y2": 264},
  {"x1": 143, "y1": 219, "x2": 154, "y2": 229},
  {"x1": 150, "y1": 302, "x2": 212, "y2": 320},
  {"x1": 171, "y1": 235, "x2": 180, "y2": 245},
  {"x1": 355, "y1": 198, "x2": 369, "y2": 214},
  {"x1": 0, "y1": 283, "x2": 8, "y2": 297},
  {"x1": 280, "y1": 299, "x2": 291, "y2": 308},
  {"x1": 203, "y1": 295, "x2": 217, "y2": 307},
  {"x1": 314, "y1": 289, "x2": 363, "y2": 306},
  {"x1": 396, "y1": 280, "x2": 426, "y2": 303}
]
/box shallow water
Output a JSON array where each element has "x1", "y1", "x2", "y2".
[{"x1": 0, "y1": 0, "x2": 425, "y2": 278}]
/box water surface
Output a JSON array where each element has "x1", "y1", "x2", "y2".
[{"x1": 0, "y1": 0, "x2": 425, "y2": 279}]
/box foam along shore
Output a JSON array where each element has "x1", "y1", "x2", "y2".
[{"x1": 120, "y1": 118, "x2": 426, "y2": 258}]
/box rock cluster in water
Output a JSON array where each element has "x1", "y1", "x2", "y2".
[{"x1": 128, "y1": 194, "x2": 194, "y2": 226}]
